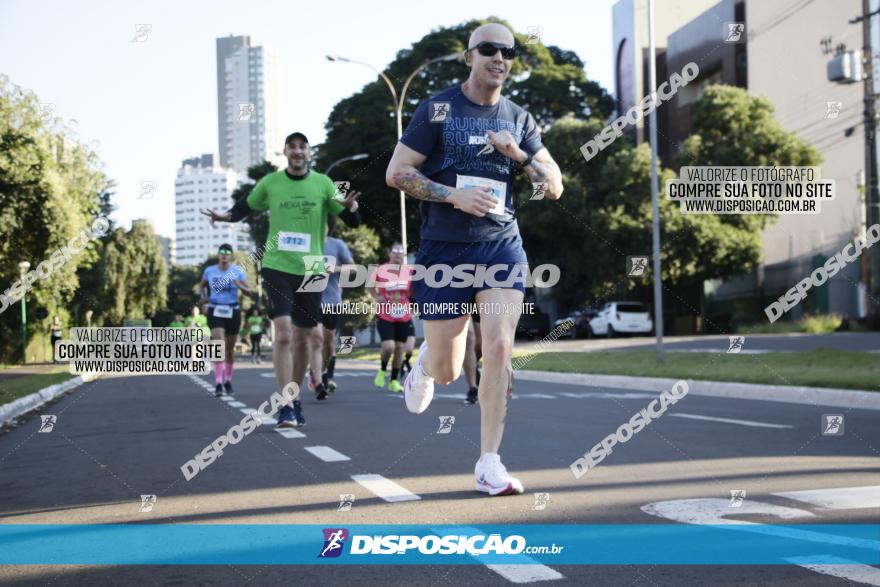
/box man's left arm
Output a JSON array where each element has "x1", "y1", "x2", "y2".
[{"x1": 486, "y1": 129, "x2": 564, "y2": 200}]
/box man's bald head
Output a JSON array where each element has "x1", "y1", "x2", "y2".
[{"x1": 468, "y1": 23, "x2": 514, "y2": 48}]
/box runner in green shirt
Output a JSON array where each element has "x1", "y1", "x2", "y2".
[
  {"x1": 168, "y1": 314, "x2": 186, "y2": 329},
  {"x1": 246, "y1": 308, "x2": 266, "y2": 364},
  {"x1": 200, "y1": 131, "x2": 362, "y2": 428}
]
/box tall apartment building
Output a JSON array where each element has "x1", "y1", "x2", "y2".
[
  {"x1": 174, "y1": 154, "x2": 252, "y2": 266},
  {"x1": 216, "y1": 35, "x2": 285, "y2": 173}
]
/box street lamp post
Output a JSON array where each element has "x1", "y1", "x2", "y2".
[
  {"x1": 326, "y1": 53, "x2": 462, "y2": 258},
  {"x1": 325, "y1": 153, "x2": 369, "y2": 177},
  {"x1": 647, "y1": 0, "x2": 665, "y2": 359},
  {"x1": 18, "y1": 261, "x2": 30, "y2": 363}
]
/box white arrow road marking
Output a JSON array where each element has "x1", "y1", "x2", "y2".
[
  {"x1": 351, "y1": 474, "x2": 421, "y2": 502},
  {"x1": 304, "y1": 446, "x2": 350, "y2": 462},
  {"x1": 669, "y1": 413, "x2": 793, "y2": 429},
  {"x1": 643, "y1": 497, "x2": 880, "y2": 583},
  {"x1": 641, "y1": 498, "x2": 814, "y2": 525},
  {"x1": 774, "y1": 486, "x2": 880, "y2": 510},
  {"x1": 786, "y1": 556, "x2": 880, "y2": 586}
]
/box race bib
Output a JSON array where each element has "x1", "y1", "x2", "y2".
[
  {"x1": 277, "y1": 232, "x2": 311, "y2": 253},
  {"x1": 213, "y1": 305, "x2": 233, "y2": 318},
  {"x1": 456, "y1": 175, "x2": 507, "y2": 216},
  {"x1": 250, "y1": 325, "x2": 261, "y2": 334},
  {"x1": 390, "y1": 304, "x2": 408, "y2": 319}
]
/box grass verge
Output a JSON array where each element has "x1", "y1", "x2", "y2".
[
  {"x1": 514, "y1": 350, "x2": 879, "y2": 391},
  {"x1": 0, "y1": 369, "x2": 76, "y2": 405},
  {"x1": 343, "y1": 347, "x2": 877, "y2": 391}
]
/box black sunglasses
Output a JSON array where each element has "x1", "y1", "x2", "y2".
[{"x1": 467, "y1": 41, "x2": 517, "y2": 60}]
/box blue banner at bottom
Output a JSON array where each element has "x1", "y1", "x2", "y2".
[{"x1": 0, "y1": 524, "x2": 877, "y2": 565}]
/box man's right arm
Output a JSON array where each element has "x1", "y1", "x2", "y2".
[{"x1": 385, "y1": 142, "x2": 496, "y2": 217}]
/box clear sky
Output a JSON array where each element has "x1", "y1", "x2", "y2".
[{"x1": 0, "y1": 0, "x2": 616, "y2": 238}]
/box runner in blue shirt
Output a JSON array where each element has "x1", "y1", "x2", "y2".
[
  {"x1": 386, "y1": 23, "x2": 564, "y2": 496},
  {"x1": 199, "y1": 243, "x2": 255, "y2": 396},
  {"x1": 318, "y1": 214, "x2": 355, "y2": 393}
]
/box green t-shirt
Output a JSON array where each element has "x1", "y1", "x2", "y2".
[
  {"x1": 247, "y1": 316, "x2": 264, "y2": 335},
  {"x1": 187, "y1": 315, "x2": 209, "y2": 334},
  {"x1": 247, "y1": 170, "x2": 345, "y2": 276},
  {"x1": 168, "y1": 320, "x2": 185, "y2": 329}
]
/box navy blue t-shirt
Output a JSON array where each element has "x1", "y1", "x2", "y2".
[{"x1": 400, "y1": 85, "x2": 544, "y2": 243}]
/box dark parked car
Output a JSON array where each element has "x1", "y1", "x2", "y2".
[
  {"x1": 516, "y1": 308, "x2": 551, "y2": 340},
  {"x1": 553, "y1": 309, "x2": 599, "y2": 339}
]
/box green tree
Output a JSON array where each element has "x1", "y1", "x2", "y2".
[
  {"x1": 523, "y1": 86, "x2": 821, "y2": 313},
  {"x1": 157, "y1": 265, "x2": 202, "y2": 325},
  {"x1": 101, "y1": 220, "x2": 168, "y2": 324},
  {"x1": 0, "y1": 75, "x2": 111, "y2": 360}
]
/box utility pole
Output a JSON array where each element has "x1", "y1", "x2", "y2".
[
  {"x1": 852, "y1": 0, "x2": 880, "y2": 326},
  {"x1": 648, "y1": 0, "x2": 665, "y2": 358}
]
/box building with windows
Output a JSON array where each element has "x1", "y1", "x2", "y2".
[
  {"x1": 216, "y1": 35, "x2": 285, "y2": 173},
  {"x1": 611, "y1": 0, "x2": 868, "y2": 330},
  {"x1": 174, "y1": 154, "x2": 252, "y2": 266}
]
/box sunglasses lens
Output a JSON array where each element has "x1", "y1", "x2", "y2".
[
  {"x1": 476, "y1": 43, "x2": 516, "y2": 59},
  {"x1": 477, "y1": 43, "x2": 498, "y2": 57}
]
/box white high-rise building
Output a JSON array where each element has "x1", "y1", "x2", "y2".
[
  {"x1": 217, "y1": 35, "x2": 284, "y2": 173},
  {"x1": 174, "y1": 154, "x2": 252, "y2": 266}
]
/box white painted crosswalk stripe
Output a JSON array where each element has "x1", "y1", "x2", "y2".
[
  {"x1": 351, "y1": 474, "x2": 421, "y2": 502},
  {"x1": 773, "y1": 486, "x2": 880, "y2": 510},
  {"x1": 227, "y1": 401, "x2": 246, "y2": 408},
  {"x1": 274, "y1": 428, "x2": 306, "y2": 439},
  {"x1": 669, "y1": 413, "x2": 793, "y2": 429},
  {"x1": 304, "y1": 445, "x2": 350, "y2": 462}
]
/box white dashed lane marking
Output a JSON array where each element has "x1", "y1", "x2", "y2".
[
  {"x1": 274, "y1": 428, "x2": 306, "y2": 439},
  {"x1": 669, "y1": 413, "x2": 793, "y2": 429},
  {"x1": 351, "y1": 474, "x2": 421, "y2": 502},
  {"x1": 304, "y1": 446, "x2": 350, "y2": 462},
  {"x1": 432, "y1": 526, "x2": 563, "y2": 584}
]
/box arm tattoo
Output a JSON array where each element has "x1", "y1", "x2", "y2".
[
  {"x1": 392, "y1": 171, "x2": 452, "y2": 202},
  {"x1": 522, "y1": 158, "x2": 551, "y2": 184}
]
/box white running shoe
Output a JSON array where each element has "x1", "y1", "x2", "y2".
[
  {"x1": 475, "y1": 454, "x2": 524, "y2": 496},
  {"x1": 404, "y1": 341, "x2": 435, "y2": 414}
]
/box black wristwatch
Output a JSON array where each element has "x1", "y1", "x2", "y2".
[{"x1": 517, "y1": 153, "x2": 533, "y2": 168}]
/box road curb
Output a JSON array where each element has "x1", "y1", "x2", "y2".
[
  {"x1": 340, "y1": 359, "x2": 879, "y2": 410},
  {"x1": 0, "y1": 373, "x2": 98, "y2": 426},
  {"x1": 513, "y1": 370, "x2": 880, "y2": 410}
]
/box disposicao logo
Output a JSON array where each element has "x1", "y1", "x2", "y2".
[{"x1": 319, "y1": 528, "x2": 349, "y2": 558}]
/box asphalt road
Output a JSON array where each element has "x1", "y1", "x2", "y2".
[{"x1": 0, "y1": 360, "x2": 878, "y2": 585}]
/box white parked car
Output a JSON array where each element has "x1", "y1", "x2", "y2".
[{"x1": 589, "y1": 302, "x2": 653, "y2": 337}]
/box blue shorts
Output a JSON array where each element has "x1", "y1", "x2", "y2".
[{"x1": 413, "y1": 236, "x2": 528, "y2": 321}]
